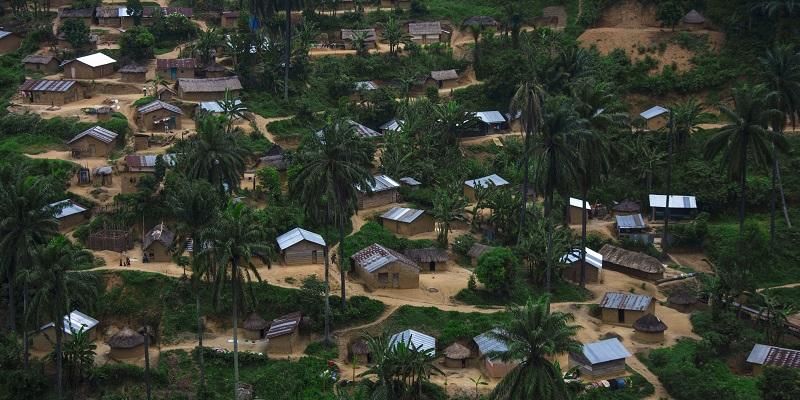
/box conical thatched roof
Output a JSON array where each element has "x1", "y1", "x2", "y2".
[
  {"x1": 683, "y1": 9, "x2": 705, "y2": 24},
  {"x1": 612, "y1": 199, "x2": 640, "y2": 213},
  {"x1": 107, "y1": 327, "x2": 145, "y2": 349},
  {"x1": 633, "y1": 314, "x2": 668, "y2": 333},
  {"x1": 350, "y1": 339, "x2": 370, "y2": 355},
  {"x1": 668, "y1": 290, "x2": 698, "y2": 306},
  {"x1": 443, "y1": 343, "x2": 471, "y2": 360},
  {"x1": 243, "y1": 312, "x2": 268, "y2": 331}
]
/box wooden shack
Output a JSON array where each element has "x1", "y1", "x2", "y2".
[
  {"x1": 32, "y1": 310, "x2": 98, "y2": 351},
  {"x1": 176, "y1": 76, "x2": 242, "y2": 101},
  {"x1": 157, "y1": 85, "x2": 176, "y2": 101},
  {"x1": 62, "y1": 53, "x2": 116, "y2": 79},
  {"x1": 20, "y1": 79, "x2": 82, "y2": 105},
  {"x1": 0, "y1": 31, "x2": 21, "y2": 53},
  {"x1": 473, "y1": 329, "x2": 516, "y2": 378},
  {"x1": 22, "y1": 54, "x2": 60, "y2": 74},
  {"x1": 276, "y1": 227, "x2": 326, "y2": 265},
  {"x1": 352, "y1": 243, "x2": 420, "y2": 290},
  {"x1": 356, "y1": 175, "x2": 400, "y2": 209},
  {"x1": 648, "y1": 194, "x2": 697, "y2": 221},
  {"x1": 427, "y1": 69, "x2": 459, "y2": 89},
  {"x1": 639, "y1": 105, "x2": 669, "y2": 130},
  {"x1": 463, "y1": 174, "x2": 509, "y2": 202},
  {"x1": 598, "y1": 244, "x2": 665, "y2": 281},
  {"x1": 257, "y1": 144, "x2": 288, "y2": 171},
  {"x1": 122, "y1": 154, "x2": 175, "y2": 193},
  {"x1": 567, "y1": 197, "x2": 592, "y2": 225},
  {"x1": 341, "y1": 28, "x2": 377, "y2": 49},
  {"x1": 107, "y1": 327, "x2": 146, "y2": 360},
  {"x1": 136, "y1": 100, "x2": 183, "y2": 131},
  {"x1": 242, "y1": 312, "x2": 268, "y2": 340},
  {"x1": 50, "y1": 199, "x2": 89, "y2": 231},
  {"x1": 200, "y1": 63, "x2": 227, "y2": 78},
  {"x1": 266, "y1": 312, "x2": 301, "y2": 354},
  {"x1": 157, "y1": 58, "x2": 196, "y2": 80},
  {"x1": 67, "y1": 126, "x2": 118, "y2": 158},
  {"x1": 408, "y1": 21, "x2": 442, "y2": 44},
  {"x1": 560, "y1": 247, "x2": 603, "y2": 284},
  {"x1": 119, "y1": 64, "x2": 148, "y2": 83},
  {"x1": 142, "y1": 223, "x2": 174, "y2": 262},
  {"x1": 569, "y1": 338, "x2": 631, "y2": 380},
  {"x1": 87, "y1": 228, "x2": 133, "y2": 252},
  {"x1": 467, "y1": 243, "x2": 493, "y2": 267},
  {"x1": 746, "y1": 344, "x2": 800, "y2": 375},
  {"x1": 349, "y1": 339, "x2": 372, "y2": 365},
  {"x1": 612, "y1": 199, "x2": 641, "y2": 216},
  {"x1": 632, "y1": 314, "x2": 667, "y2": 343},
  {"x1": 220, "y1": 11, "x2": 240, "y2": 28},
  {"x1": 599, "y1": 292, "x2": 655, "y2": 327},
  {"x1": 443, "y1": 343, "x2": 471, "y2": 368},
  {"x1": 474, "y1": 111, "x2": 507, "y2": 134},
  {"x1": 404, "y1": 248, "x2": 448, "y2": 273},
  {"x1": 380, "y1": 207, "x2": 434, "y2": 236}
]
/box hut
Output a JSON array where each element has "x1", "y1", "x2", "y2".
[
  {"x1": 352, "y1": 243, "x2": 420, "y2": 290},
  {"x1": 156, "y1": 58, "x2": 196, "y2": 80},
  {"x1": 399, "y1": 177, "x2": 421, "y2": 188},
  {"x1": 598, "y1": 244, "x2": 665, "y2": 281},
  {"x1": 133, "y1": 133, "x2": 150, "y2": 151},
  {"x1": 22, "y1": 54, "x2": 60, "y2": 74},
  {"x1": 356, "y1": 175, "x2": 400, "y2": 209},
  {"x1": 20, "y1": 79, "x2": 82, "y2": 106},
  {"x1": 197, "y1": 99, "x2": 244, "y2": 115},
  {"x1": 317, "y1": 120, "x2": 381, "y2": 140},
  {"x1": 122, "y1": 153, "x2": 175, "y2": 193},
  {"x1": 473, "y1": 329, "x2": 516, "y2": 378},
  {"x1": 157, "y1": 85, "x2": 177, "y2": 101},
  {"x1": 276, "y1": 227, "x2": 326, "y2": 265},
  {"x1": 58, "y1": 7, "x2": 95, "y2": 26},
  {"x1": 462, "y1": 16, "x2": 498, "y2": 28},
  {"x1": 389, "y1": 329, "x2": 435, "y2": 355},
  {"x1": 467, "y1": 243, "x2": 493, "y2": 266},
  {"x1": 119, "y1": 64, "x2": 148, "y2": 83},
  {"x1": 176, "y1": 76, "x2": 243, "y2": 101},
  {"x1": 443, "y1": 343, "x2": 471, "y2": 368},
  {"x1": 474, "y1": 111, "x2": 507, "y2": 134},
  {"x1": 380, "y1": 118, "x2": 404, "y2": 134},
  {"x1": 49, "y1": 199, "x2": 89, "y2": 230},
  {"x1": 667, "y1": 290, "x2": 698, "y2": 312},
  {"x1": 463, "y1": 174, "x2": 509, "y2": 202},
  {"x1": 67, "y1": 126, "x2": 118, "y2": 158},
  {"x1": 615, "y1": 214, "x2": 650, "y2": 243},
  {"x1": 221, "y1": 11, "x2": 240, "y2": 28},
  {"x1": 242, "y1": 313, "x2": 268, "y2": 340},
  {"x1": 560, "y1": 247, "x2": 603, "y2": 284},
  {"x1": 682, "y1": 9, "x2": 706, "y2": 27},
  {"x1": 265, "y1": 312, "x2": 302, "y2": 354},
  {"x1": 341, "y1": 28, "x2": 377, "y2": 49},
  {"x1": 747, "y1": 344, "x2": 800, "y2": 375},
  {"x1": 632, "y1": 314, "x2": 667, "y2": 343},
  {"x1": 612, "y1": 200, "x2": 641, "y2": 216},
  {"x1": 380, "y1": 207, "x2": 434, "y2": 236},
  {"x1": 0, "y1": 31, "x2": 21, "y2": 53},
  {"x1": 569, "y1": 338, "x2": 631, "y2": 380},
  {"x1": 349, "y1": 339, "x2": 372, "y2": 364},
  {"x1": 95, "y1": 6, "x2": 123, "y2": 27},
  {"x1": 88, "y1": 228, "x2": 133, "y2": 252},
  {"x1": 427, "y1": 69, "x2": 459, "y2": 89},
  {"x1": 599, "y1": 292, "x2": 655, "y2": 327},
  {"x1": 257, "y1": 144, "x2": 288, "y2": 171},
  {"x1": 404, "y1": 248, "x2": 449, "y2": 273},
  {"x1": 639, "y1": 105, "x2": 669, "y2": 130},
  {"x1": 567, "y1": 197, "x2": 592, "y2": 224},
  {"x1": 93, "y1": 165, "x2": 113, "y2": 186},
  {"x1": 142, "y1": 223, "x2": 174, "y2": 262},
  {"x1": 648, "y1": 194, "x2": 697, "y2": 221},
  {"x1": 408, "y1": 21, "x2": 442, "y2": 44},
  {"x1": 32, "y1": 310, "x2": 99, "y2": 351},
  {"x1": 201, "y1": 63, "x2": 228, "y2": 78},
  {"x1": 62, "y1": 53, "x2": 117, "y2": 79},
  {"x1": 136, "y1": 100, "x2": 183, "y2": 131},
  {"x1": 107, "y1": 328, "x2": 146, "y2": 359}
]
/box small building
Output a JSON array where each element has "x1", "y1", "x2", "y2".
[
  {"x1": 746, "y1": 344, "x2": 800, "y2": 375},
  {"x1": 389, "y1": 329, "x2": 435, "y2": 355},
  {"x1": 157, "y1": 85, "x2": 176, "y2": 101},
  {"x1": 32, "y1": 310, "x2": 99, "y2": 351},
  {"x1": 569, "y1": 338, "x2": 631, "y2": 380},
  {"x1": 611, "y1": 199, "x2": 641, "y2": 216},
  {"x1": 404, "y1": 248, "x2": 449, "y2": 273},
  {"x1": 639, "y1": 105, "x2": 669, "y2": 130},
  {"x1": 349, "y1": 338, "x2": 372, "y2": 365},
  {"x1": 408, "y1": 21, "x2": 442, "y2": 44},
  {"x1": 354, "y1": 80, "x2": 378, "y2": 92},
  {"x1": 560, "y1": 247, "x2": 603, "y2": 284},
  {"x1": 380, "y1": 118, "x2": 404, "y2": 134},
  {"x1": 341, "y1": 28, "x2": 377, "y2": 49},
  {"x1": 119, "y1": 64, "x2": 148, "y2": 83},
  {"x1": 242, "y1": 312, "x2": 268, "y2": 340},
  {"x1": 133, "y1": 133, "x2": 150, "y2": 151},
  {"x1": 58, "y1": 7, "x2": 95, "y2": 26},
  {"x1": 463, "y1": 174, "x2": 509, "y2": 202},
  {"x1": 599, "y1": 244, "x2": 665, "y2": 281},
  {"x1": 352, "y1": 243, "x2": 420, "y2": 290},
  {"x1": 474, "y1": 111, "x2": 507, "y2": 134},
  {"x1": 648, "y1": 194, "x2": 697, "y2": 221},
  {"x1": 473, "y1": 329, "x2": 516, "y2": 378},
  {"x1": 380, "y1": 207, "x2": 434, "y2": 236},
  {"x1": 22, "y1": 54, "x2": 60, "y2": 74},
  {"x1": 93, "y1": 165, "x2": 114, "y2": 186},
  {"x1": 156, "y1": 58, "x2": 196, "y2": 80},
  {"x1": 107, "y1": 327, "x2": 146, "y2": 360},
  {"x1": 67, "y1": 126, "x2": 118, "y2": 158},
  {"x1": 632, "y1": 314, "x2": 667, "y2": 343},
  {"x1": 142, "y1": 223, "x2": 174, "y2": 262},
  {"x1": 443, "y1": 343, "x2": 471, "y2": 368},
  {"x1": 258, "y1": 144, "x2": 288, "y2": 171},
  {"x1": 176, "y1": 76, "x2": 243, "y2": 101},
  {"x1": 316, "y1": 120, "x2": 382, "y2": 140},
  {"x1": 95, "y1": 6, "x2": 123, "y2": 27},
  {"x1": 200, "y1": 63, "x2": 227, "y2": 78},
  {"x1": 276, "y1": 227, "x2": 326, "y2": 265},
  {"x1": 20, "y1": 79, "x2": 82, "y2": 106},
  {"x1": 356, "y1": 175, "x2": 400, "y2": 209},
  {"x1": 399, "y1": 177, "x2": 421, "y2": 188},
  {"x1": 87, "y1": 228, "x2": 133, "y2": 252},
  {"x1": 681, "y1": 9, "x2": 706, "y2": 29},
  {"x1": 567, "y1": 197, "x2": 592, "y2": 224},
  {"x1": 220, "y1": 11, "x2": 240, "y2": 28},
  {"x1": 122, "y1": 154, "x2": 175, "y2": 193},
  {"x1": 136, "y1": 100, "x2": 183, "y2": 131},
  {"x1": 615, "y1": 214, "x2": 650, "y2": 243},
  {"x1": 599, "y1": 292, "x2": 656, "y2": 327},
  {"x1": 62, "y1": 53, "x2": 117, "y2": 80},
  {"x1": 428, "y1": 69, "x2": 459, "y2": 89},
  {"x1": 265, "y1": 312, "x2": 301, "y2": 354},
  {"x1": 667, "y1": 290, "x2": 698, "y2": 312},
  {"x1": 463, "y1": 16, "x2": 498, "y2": 28},
  {"x1": 467, "y1": 243, "x2": 493, "y2": 267},
  {"x1": 50, "y1": 199, "x2": 89, "y2": 230},
  {"x1": 0, "y1": 31, "x2": 21, "y2": 54}
]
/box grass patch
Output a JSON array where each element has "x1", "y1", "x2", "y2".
[
  {"x1": 0, "y1": 135, "x2": 64, "y2": 154},
  {"x1": 266, "y1": 116, "x2": 323, "y2": 139},
  {"x1": 455, "y1": 279, "x2": 592, "y2": 306},
  {"x1": 760, "y1": 286, "x2": 800, "y2": 309},
  {"x1": 243, "y1": 91, "x2": 295, "y2": 118},
  {"x1": 382, "y1": 305, "x2": 510, "y2": 347}
]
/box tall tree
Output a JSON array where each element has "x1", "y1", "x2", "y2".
[
  {"x1": 432, "y1": 184, "x2": 466, "y2": 247},
  {"x1": 573, "y1": 128, "x2": 609, "y2": 288},
  {"x1": 215, "y1": 88, "x2": 249, "y2": 134},
  {"x1": 181, "y1": 115, "x2": 248, "y2": 192},
  {"x1": 433, "y1": 101, "x2": 479, "y2": 146},
  {"x1": 510, "y1": 81, "x2": 545, "y2": 244},
  {"x1": 193, "y1": 27, "x2": 223, "y2": 66},
  {"x1": 381, "y1": 16, "x2": 408, "y2": 56}
]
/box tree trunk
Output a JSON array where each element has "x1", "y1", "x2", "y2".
[
  {"x1": 518, "y1": 131, "x2": 530, "y2": 245},
  {"x1": 6, "y1": 265, "x2": 15, "y2": 331},
  {"x1": 579, "y1": 194, "x2": 588, "y2": 288},
  {"x1": 770, "y1": 149, "x2": 777, "y2": 244},
  {"x1": 284, "y1": 1, "x2": 292, "y2": 102},
  {"x1": 196, "y1": 293, "x2": 205, "y2": 394},
  {"x1": 144, "y1": 327, "x2": 152, "y2": 400},
  {"x1": 232, "y1": 257, "x2": 240, "y2": 397},
  {"x1": 338, "y1": 219, "x2": 346, "y2": 311},
  {"x1": 23, "y1": 280, "x2": 29, "y2": 370},
  {"x1": 323, "y1": 246, "x2": 332, "y2": 345},
  {"x1": 776, "y1": 160, "x2": 792, "y2": 228},
  {"x1": 663, "y1": 117, "x2": 674, "y2": 251},
  {"x1": 56, "y1": 320, "x2": 63, "y2": 400},
  {"x1": 544, "y1": 192, "x2": 552, "y2": 292},
  {"x1": 739, "y1": 136, "x2": 747, "y2": 232}
]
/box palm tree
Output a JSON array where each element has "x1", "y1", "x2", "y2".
[
  {"x1": 193, "y1": 27, "x2": 223, "y2": 66},
  {"x1": 433, "y1": 101, "x2": 480, "y2": 146},
  {"x1": 573, "y1": 129, "x2": 609, "y2": 288},
  {"x1": 291, "y1": 115, "x2": 375, "y2": 310},
  {"x1": 351, "y1": 30, "x2": 370, "y2": 57},
  {"x1": 510, "y1": 81, "x2": 545, "y2": 244},
  {"x1": 29, "y1": 237, "x2": 97, "y2": 400},
  {"x1": 62, "y1": 327, "x2": 96, "y2": 387},
  {"x1": 381, "y1": 16, "x2": 408, "y2": 56},
  {"x1": 182, "y1": 115, "x2": 248, "y2": 192},
  {"x1": 216, "y1": 88, "x2": 249, "y2": 134},
  {"x1": 628, "y1": 135, "x2": 666, "y2": 195},
  {"x1": 202, "y1": 202, "x2": 270, "y2": 398},
  {"x1": 433, "y1": 184, "x2": 467, "y2": 247},
  {"x1": 489, "y1": 296, "x2": 580, "y2": 400},
  {"x1": 704, "y1": 84, "x2": 789, "y2": 231}
]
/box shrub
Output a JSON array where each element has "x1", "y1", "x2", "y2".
[
  {"x1": 474, "y1": 247, "x2": 518, "y2": 296},
  {"x1": 119, "y1": 25, "x2": 155, "y2": 61},
  {"x1": 451, "y1": 234, "x2": 476, "y2": 258},
  {"x1": 758, "y1": 366, "x2": 800, "y2": 400}
]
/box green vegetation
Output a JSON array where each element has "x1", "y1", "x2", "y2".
[
  {"x1": 456, "y1": 279, "x2": 591, "y2": 306},
  {"x1": 762, "y1": 286, "x2": 800, "y2": 309},
  {"x1": 577, "y1": 372, "x2": 654, "y2": 400},
  {"x1": 341, "y1": 221, "x2": 437, "y2": 269},
  {"x1": 266, "y1": 116, "x2": 323, "y2": 139},
  {"x1": 383, "y1": 305, "x2": 509, "y2": 346}
]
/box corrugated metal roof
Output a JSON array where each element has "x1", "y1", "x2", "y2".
[
  {"x1": 22, "y1": 54, "x2": 56, "y2": 64},
  {"x1": 747, "y1": 344, "x2": 771, "y2": 365},
  {"x1": 380, "y1": 119, "x2": 404, "y2": 132},
  {"x1": 354, "y1": 80, "x2": 378, "y2": 90},
  {"x1": 76, "y1": 53, "x2": 116, "y2": 68},
  {"x1": 464, "y1": 174, "x2": 509, "y2": 189},
  {"x1": 137, "y1": 100, "x2": 183, "y2": 115},
  {"x1": 389, "y1": 329, "x2": 436, "y2": 355},
  {"x1": 276, "y1": 227, "x2": 325, "y2": 250},
  {"x1": 198, "y1": 99, "x2": 243, "y2": 113},
  {"x1": 20, "y1": 79, "x2": 76, "y2": 92},
  {"x1": 68, "y1": 126, "x2": 118, "y2": 144},
  {"x1": 399, "y1": 177, "x2": 421, "y2": 186},
  {"x1": 143, "y1": 223, "x2": 174, "y2": 250},
  {"x1": 381, "y1": 207, "x2": 425, "y2": 223},
  {"x1": 360, "y1": 175, "x2": 401, "y2": 193},
  {"x1": 569, "y1": 197, "x2": 592, "y2": 210},
  {"x1": 560, "y1": 247, "x2": 603, "y2": 269},
  {"x1": 0, "y1": 31, "x2": 13, "y2": 39},
  {"x1": 39, "y1": 310, "x2": 99, "y2": 335},
  {"x1": 119, "y1": 64, "x2": 148, "y2": 73},
  {"x1": 352, "y1": 243, "x2": 419, "y2": 273},
  {"x1": 615, "y1": 214, "x2": 646, "y2": 229},
  {"x1": 580, "y1": 338, "x2": 631, "y2": 364},
  {"x1": 648, "y1": 194, "x2": 697, "y2": 209},
  {"x1": 600, "y1": 292, "x2": 653, "y2": 311},
  {"x1": 408, "y1": 21, "x2": 442, "y2": 35},
  {"x1": 639, "y1": 106, "x2": 669, "y2": 120},
  {"x1": 341, "y1": 28, "x2": 377, "y2": 41},
  {"x1": 94, "y1": 165, "x2": 113, "y2": 175},
  {"x1": 430, "y1": 69, "x2": 458, "y2": 81},
  {"x1": 475, "y1": 111, "x2": 505, "y2": 124},
  {"x1": 177, "y1": 76, "x2": 242, "y2": 93},
  {"x1": 156, "y1": 58, "x2": 196, "y2": 69},
  {"x1": 49, "y1": 199, "x2": 88, "y2": 219},
  {"x1": 473, "y1": 328, "x2": 508, "y2": 357},
  {"x1": 746, "y1": 344, "x2": 800, "y2": 368},
  {"x1": 266, "y1": 312, "x2": 301, "y2": 338}
]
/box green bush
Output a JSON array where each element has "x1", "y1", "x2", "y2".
[
  {"x1": 474, "y1": 247, "x2": 518, "y2": 296},
  {"x1": 452, "y1": 234, "x2": 476, "y2": 258}
]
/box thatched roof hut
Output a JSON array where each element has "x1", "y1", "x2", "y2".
[
  {"x1": 668, "y1": 291, "x2": 698, "y2": 306},
  {"x1": 404, "y1": 248, "x2": 448, "y2": 263},
  {"x1": 349, "y1": 338, "x2": 372, "y2": 364},
  {"x1": 443, "y1": 342, "x2": 471, "y2": 368},
  {"x1": 598, "y1": 244, "x2": 665, "y2": 280},
  {"x1": 243, "y1": 313, "x2": 267, "y2": 331},
  {"x1": 633, "y1": 314, "x2": 667, "y2": 333},
  {"x1": 463, "y1": 16, "x2": 497, "y2": 27},
  {"x1": 107, "y1": 327, "x2": 145, "y2": 349},
  {"x1": 612, "y1": 200, "x2": 641, "y2": 215}
]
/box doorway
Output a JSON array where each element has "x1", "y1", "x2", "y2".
[
  {"x1": 170, "y1": 68, "x2": 177, "y2": 80},
  {"x1": 429, "y1": 261, "x2": 436, "y2": 272},
  {"x1": 312, "y1": 250, "x2": 318, "y2": 264},
  {"x1": 617, "y1": 309, "x2": 625, "y2": 324},
  {"x1": 391, "y1": 273, "x2": 400, "y2": 288}
]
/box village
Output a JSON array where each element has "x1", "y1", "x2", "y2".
[{"x1": 0, "y1": 1, "x2": 799, "y2": 400}]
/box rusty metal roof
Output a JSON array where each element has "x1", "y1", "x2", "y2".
[
  {"x1": 20, "y1": 79, "x2": 76, "y2": 92},
  {"x1": 748, "y1": 344, "x2": 800, "y2": 368},
  {"x1": 156, "y1": 58, "x2": 196, "y2": 69},
  {"x1": 352, "y1": 243, "x2": 419, "y2": 273},
  {"x1": 599, "y1": 292, "x2": 653, "y2": 311}
]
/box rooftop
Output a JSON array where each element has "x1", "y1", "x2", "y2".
[
  {"x1": 198, "y1": 99, "x2": 244, "y2": 113},
  {"x1": 352, "y1": 243, "x2": 419, "y2": 273},
  {"x1": 640, "y1": 105, "x2": 669, "y2": 120},
  {"x1": 75, "y1": 53, "x2": 117, "y2": 68},
  {"x1": 341, "y1": 28, "x2": 377, "y2": 42},
  {"x1": 177, "y1": 76, "x2": 243, "y2": 93},
  {"x1": 599, "y1": 244, "x2": 665, "y2": 274},
  {"x1": 22, "y1": 54, "x2": 56, "y2": 64},
  {"x1": 473, "y1": 328, "x2": 508, "y2": 358},
  {"x1": 569, "y1": 197, "x2": 592, "y2": 210},
  {"x1": 560, "y1": 247, "x2": 603, "y2": 269},
  {"x1": 430, "y1": 69, "x2": 459, "y2": 81},
  {"x1": 68, "y1": 126, "x2": 118, "y2": 145},
  {"x1": 39, "y1": 310, "x2": 99, "y2": 335},
  {"x1": 358, "y1": 175, "x2": 401, "y2": 193},
  {"x1": 615, "y1": 214, "x2": 647, "y2": 229},
  {"x1": 265, "y1": 312, "x2": 301, "y2": 338},
  {"x1": 576, "y1": 338, "x2": 631, "y2": 365},
  {"x1": 633, "y1": 314, "x2": 668, "y2": 333},
  {"x1": 648, "y1": 194, "x2": 697, "y2": 209},
  {"x1": 467, "y1": 243, "x2": 493, "y2": 258},
  {"x1": 143, "y1": 223, "x2": 174, "y2": 250},
  {"x1": 276, "y1": 227, "x2": 326, "y2": 250},
  {"x1": 389, "y1": 329, "x2": 436, "y2": 354},
  {"x1": 464, "y1": 174, "x2": 509, "y2": 189},
  {"x1": 20, "y1": 79, "x2": 76, "y2": 93},
  {"x1": 137, "y1": 100, "x2": 183, "y2": 115},
  {"x1": 474, "y1": 111, "x2": 506, "y2": 124},
  {"x1": 404, "y1": 248, "x2": 449, "y2": 263},
  {"x1": 49, "y1": 199, "x2": 88, "y2": 219},
  {"x1": 747, "y1": 344, "x2": 800, "y2": 368},
  {"x1": 119, "y1": 64, "x2": 148, "y2": 73},
  {"x1": 381, "y1": 207, "x2": 425, "y2": 223},
  {"x1": 156, "y1": 58, "x2": 196, "y2": 69},
  {"x1": 399, "y1": 177, "x2": 421, "y2": 186},
  {"x1": 600, "y1": 292, "x2": 654, "y2": 311},
  {"x1": 380, "y1": 119, "x2": 404, "y2": 132},
  {"x1": 408, "y1": 21, "x2": 442, "y2": 35}
]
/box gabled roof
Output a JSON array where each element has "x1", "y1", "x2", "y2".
[
  {"x1": 266, "y1": 312, "x2": 301, "y2": 338},
  {"x1": 68, "y1": 126, "x2": 118, "y2": 144},
  {"x1": 359, "y1": 174, "x2": 401, "y2": 193},
  {"x1": 49, "y1": 199, "x2": 88, "y2": 219},
  {"x1": 95, "y1": 6, "x2": 122, "y2": 18},
  {"x1": 464, "y1": 174, "x2": 509, "y2": 189},
  {"x1": 380, "y1": 118, "x2": 404, "y2": 132},
  {"x1": 198, "y1": 99, "x2": 244, "y2": 113},
  {"x1": 615, "y1": 214, "x2": 647, "y2": 229},
  {"x1": 317, "y1": 120, "x2": 382, "y2": 139},
  {"x1": 569, "y1": 197, "x2": 592, "y2": 210},
  {"x1": 177, "y1": 76, "x2": 243, "y2": 93},
  {"x1": 352, "y1": 243, "x2": 419, "y2": 273},
  {"x1": 389, "y1": 329, "x2": 436, "y2": 354},
  {"x1": 612, "y1": 199, "x2": 640, "y2": 213},
  {"x1": 74, "y1": 53, "x2": 116, "y2": 68},
  {"x1": 408, "y1": 21, "x2": 441, "y2": 35},
  {"x1": 404, "y1": 248, "x2": 448, "y2": 263},
  {"x1": 463, "y1": 16, "x2": 498, "y2": 27},
  {"x1": 0, "y1": 31, "x2": 13, "y2": 40},
  {"x1": 276, "y1": 227, "x2": 326, "y2": 250},
  {"x1": 576, "y1": 338, "x2": 631, "y2": 365},
  {"x1": 381, "y1": 207, "x2": 425, "y2": 223},
  {"x1": 22, "y1": 54, "x2": 56, "y2": 65},
  {"x1": 639, "y1": 106, "x2": 669, "y2": 120},
  {"x1": 430, "y1": 69, "x2": 458, "y2": 81},
  {"x1": 648, "y1": 194, "x2": 697, "y2": 209},
  {"x1": 354, "y1": 80, "x2": 378, "y2": 90},
  {"x1": 474, "y1": 111, "x2": 505, "y2": 124},
  {"x1": 143, "y1": 223, "x2": 174, "y2": 250},
  {"x1": 683, "y1": 9, "x2": 705, "y2": 24},
  {"x1": 39, "y1": 310, "x2": 99, "y2": 335},
  {"x1": 747, "y1": 344, "x2": 800, "y2": 368},
  {"x1": 599, "y1": 244, "x2": 665, "y2": 274},
  {"x1": 137, "y1": 100, "x2": 183, "y2": 115},
  {"x1": 473, "y1": 328, "x2": 508, "y2": 357},
  {"x1": 20, "y1": 79, "x2": 76, "y2": 92},
  {"x1": 560, "y1": 247, "x2": 603, "y2": 269},
  {"x1": 399, "y1": 177, "x2": 421, "y2": 186},
  {"x1": 59, "y1": 8, "x2": 94, "y2": 18},
  {"x1": 467, "y1": 243, "x2": 493, "y2": 258},
  {"x1": 125, "y1": 154, "x2": 172, "y2": 170},
  {"x1": 119, "y1": 64, "x2": 148, "y2": 73},
  {"x1": 341, "y1": 28, "x2": 377, "y2": 42},
  {"x1": 599, "y1": 292, "x2": 653, "y2": 311},
  {"x1": 156, "y1": 58, "x2": 196, "y2": 69}
]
